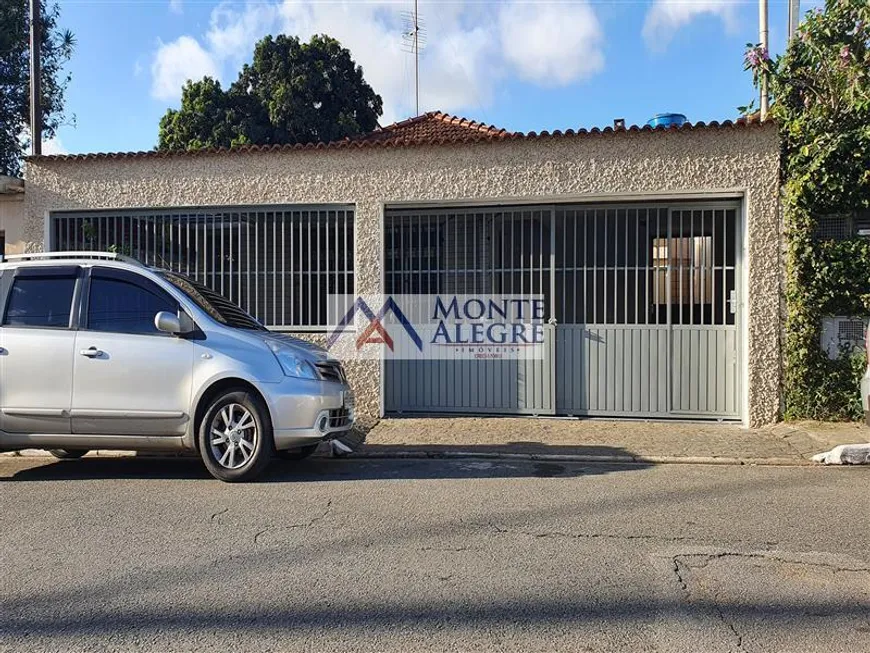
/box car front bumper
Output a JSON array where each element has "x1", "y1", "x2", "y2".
[{"x1": 263, "y1": 378, "x2": 355, "y2": 450}]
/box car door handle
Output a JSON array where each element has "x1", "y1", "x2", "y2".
[{"x1": 80, "y1": 347, "x2": 103, "y2": 358}]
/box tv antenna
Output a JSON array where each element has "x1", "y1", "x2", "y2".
[{"x1": 401, "y1": 0, "x2": 426, "y2": 115}]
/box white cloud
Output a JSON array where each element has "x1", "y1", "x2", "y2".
[
  {"x1": 207, "y1": 2, "x2": 279, "y2": 63},
  {"x1": 169, "y1": 0, "x2": 183, "y2": 14},
  {"x1": 499, "y1": 1, "x2": 603, "y2": 86},
  {"x1": 150, "y1": 35, "x2": 220, "y2": 101},
  {"x1": 149, "y1": 0, "x2": 606, "y2": 121},
  {"x1": 276, "y1": 0, "x2": 499, "y2": 123},
  {"x1": 643, "y1": 0, "x2": 739, "y2": 51}
]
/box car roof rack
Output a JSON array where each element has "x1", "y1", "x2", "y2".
[{"x1": 1, "y1": 251, "x2": 146, "y2": 267}]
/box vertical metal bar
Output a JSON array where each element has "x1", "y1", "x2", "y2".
[
  {"x1": 722, "y1": 210, "x2": 728, "y2": 325},
  {"x1": 400, "y1": 212, "x2": 405, "y2": 294},
  {"x1": 677, "y1": 211, "x2": 683, "y2": 325},
  {"x1": 424, "y1": 214, "x2": 429, "y2": 294},
  {"x1": 236, "y1": 214, "x2": 243, "y2": 305},
  {"x1": 272, "y1": 211, "x2": 277, "y2": 327},
  {"x1": 665, "y1": 209, "x2": 682, "y2": 412},
  {"x1": 603, "y1": 209, "x2": 609, "y2": 324},
  {"x1": 464, "y1": 212, "x2": 469, "y2": 295},
  {"x1": 218, "y1": 212, "x2": 224, "y2": 295},
  {"x1": 245, "y1": 212, "x2": 251, "y2": 313},
  {"x1": 592, "y1": 210, "x2": 597, "y2": 324},
  {"x1": 316, "y1": 211, "x2": 322, "y2": 326},
  {"x1": 343, "y1": 209, "x2": 349, "y2": 310},
  {"x1": 550, "y1": 208, "x2": 556, "y2": 325},
  {"x1": 690, "y1": 210, "x2": 695, "y2": 325},
  {"x1": 520, "y1": 210, "x2": 525, "y2": 297},
  {"x1": 699, "y1": 210, "x2": 705, "y2": 325},
  {"x1": 304, "y1": 211, "x2": 311, "y2": 326},
  {"x1": 561, "y1": 210, "x2": 567, "y2": 323},
  {"x1": 624, "y1": 209, "x2": 629, "y2": 324},
  {"x1": 282, "y1": 211, "x2": 287, "y2": 326},
  {"x1": 332, "y1": 209, "x2": 337, "y2": 323},
  {"x1": 634, "y1": 209, "x2": 640, "y2": 326},
  {"x1": 182, "y1": 215, "x2": 188, "y2": 277},
  {"x1": 643, "y1": 209, "x2": 649, "y2": 326},
  {"x1": 256, "y1": 212, "x2": 261, "y2": 321}
]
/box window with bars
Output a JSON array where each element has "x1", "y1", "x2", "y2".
[{"x1": 51, "y1": 206, "x2": 355, "y2": 330}]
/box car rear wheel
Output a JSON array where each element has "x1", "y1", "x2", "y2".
[
  {"x1": 275, "y1": 443, "x2": 320, "y2": 461},
  {"x1": 48, "y1": 449, "x2": 89, "y2": 459},
  {"x1": 198, "y1": 389, "x2": 273, "y2": 482}
]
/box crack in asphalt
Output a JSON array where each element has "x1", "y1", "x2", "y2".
[
  {"x1": 491, "y1": 525, "x2": 786, "y2": 551},
  {"x1": 252, "y1": 500, "x2": 333, "y2": 545},
  {"x1": 492, "y1": 525, "x2": 695, "y2": 544},
  {"x1": 678, "y1": 551, "x2": 870, "y2": 574},
  {"x1": 670, "y1": 551, "x2": 870, "y2": 653},
  {"x1": 670, "y1": 555, "x2": 747, "y2": 653},
  {"x1": 209, "y1": 507, "x2": 229, "y2": 523},
  {"x1": 420, "y1": 546, "x2": 472, "y2": 553}
]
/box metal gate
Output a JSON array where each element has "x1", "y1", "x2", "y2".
[
  {"x1": 384, "y1": 202, "x2": 742, "y2": 419},
  {"x1": 383, "y1": 207, "x2": 556, "y2": 415}
]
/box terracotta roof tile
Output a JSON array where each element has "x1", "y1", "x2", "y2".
[
  {"x1": 28, "y1": 111, "x2": 771, "y2": 162},
  {"x1": 356, "y1": 111, "x2": 516, "y2": 144}
]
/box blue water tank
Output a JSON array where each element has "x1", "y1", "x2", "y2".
[{"x1": 646, "y1": 113, "x2": 688, "y2": 128}]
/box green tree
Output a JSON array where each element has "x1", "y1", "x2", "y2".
[
  {"x1": 0, "y1": 0, "x2": 74, "y2": 176},
  {"x1": 744, "y1": 0, "x2": 870, "y2": 419},
  {"x1": 157, "y1": 77, "x2": 263, "y2": 151},
  {"x1": 158, "y1": 34, "x2": 382, "y2": 151}
]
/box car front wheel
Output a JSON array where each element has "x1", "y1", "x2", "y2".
[{"x1": 198, "y1": 389, "x2": 273, "y2": 482}]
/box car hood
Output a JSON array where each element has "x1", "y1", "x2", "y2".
[{"x1": 253, "y1": 332, "x2": 333, "y2": 363}]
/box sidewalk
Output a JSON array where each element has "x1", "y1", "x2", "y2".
[
  {"x1": 3, "y1": 418, "x2": 867, "y2": 466},
  {"x1": 359, "y1": 417, "x2": 870, "y2": 466}
]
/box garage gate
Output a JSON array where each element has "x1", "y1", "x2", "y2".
[{"x1": 384, "y1": 202, "x2": 742, "y2": 419}]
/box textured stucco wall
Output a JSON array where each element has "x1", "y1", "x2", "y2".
[
  {"x1": 25, "y1": 124, "x2": 781, "y2": 426},
  {"x1": 0, "y1": 194, "x2": 27, "y2": 255}
]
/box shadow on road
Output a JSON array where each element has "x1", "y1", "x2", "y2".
[{"x1": 1, "y1": 444, "x2": 651, "y2": 483}]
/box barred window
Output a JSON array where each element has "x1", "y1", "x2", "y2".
[{"x1": 52, "y1": 206, "x2": 355, "y2": 330}]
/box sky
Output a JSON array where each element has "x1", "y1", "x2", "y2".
[{"x1": 44, "y1": 0, "x2": 819, "y2": 156}]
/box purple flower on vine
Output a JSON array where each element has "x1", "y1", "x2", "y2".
[
  {"x1": 745, "y1": 45, "x2": 770, "y2": 69},
  {"x1": 839, "y1": 45, "x2": 851, "y2": 65}
]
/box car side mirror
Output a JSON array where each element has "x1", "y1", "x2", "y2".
[{"x1": 155, "y1": 311, "x2": 183, "y2": 334}]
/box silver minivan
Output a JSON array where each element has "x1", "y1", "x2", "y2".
[{"x1": 0, "y1": 252, "x2": 354, "y2": 481}]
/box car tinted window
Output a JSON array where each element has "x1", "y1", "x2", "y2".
[
  {"x1": 88, "y1": 277, "x2": 177, "y2": 335},
  {"x1": 3, "y1": 276, "x2": 76, "y2": 328}
]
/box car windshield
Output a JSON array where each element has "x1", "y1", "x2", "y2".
[{"x1": 160, "y1": 271, "x2": 267, "y2": 331}]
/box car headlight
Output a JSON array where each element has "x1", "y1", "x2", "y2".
[{"x1": 266, "y1": 342, "x2": 319, "y2": 379}]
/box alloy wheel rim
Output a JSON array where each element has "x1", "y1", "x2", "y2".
[{"x1": 209, "y1": 403, "x2": 258, "y2": 470}]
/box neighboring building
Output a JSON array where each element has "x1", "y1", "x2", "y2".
[
  {"x1": 24, "y1": 112, "x2": 781, "y2": 427},
  {"x1": 0, "y1": 176, "x2": 25, "y2": 255}
]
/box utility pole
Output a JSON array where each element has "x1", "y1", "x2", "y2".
[
  {"x1": 787, "y1": 0, "x2": 800, "y2": 40},
  {"x1": 29, "y1": 0, "x2": 42, "y2": 156},
  {"x1": 759, "y1": 0, "x2": 769, "y2": 120}
]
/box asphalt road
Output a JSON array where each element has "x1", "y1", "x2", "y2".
[{"x1": 1, "y1": 455, "x2": 868, "y2": 653}]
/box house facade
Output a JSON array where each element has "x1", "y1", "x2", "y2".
[{"x1": 24, "y1": 113, "x2": 781, "y2": 427}]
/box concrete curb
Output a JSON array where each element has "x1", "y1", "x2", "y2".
[
  {"x1": 349, "y1": 449, "x2": 816, "y2": 467},
  {"x1": 1, "y1": 448, "x2": 821, "y2": 467}
]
